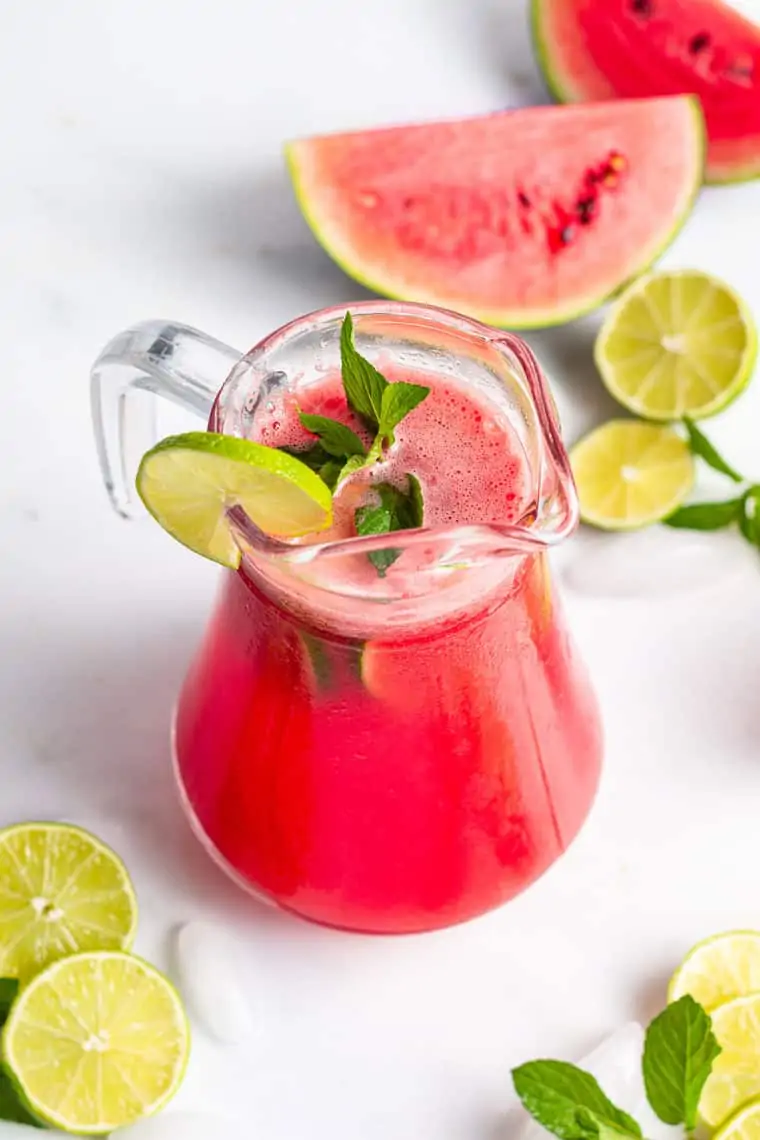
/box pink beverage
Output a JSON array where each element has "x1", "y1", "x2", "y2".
[{"x1": 173, "y1": 324, "x2": 603, "y2": 933}]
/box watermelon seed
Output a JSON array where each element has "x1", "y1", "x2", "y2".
[
  {"x1": 727, "y1": 58, "x2": 753, "y2": 80},
  {"x1": 630, "y1": 0, "x2": 653, "y2": 16},
  {"x1": 688, "y1": 32, "x2": 711, "y2": 54},
  {"x1": 576, "y1": 197, "x2": 597, "y2": 225},
  {"x1": 517, "y1": 190, "x2": 532, "y2": 208}
]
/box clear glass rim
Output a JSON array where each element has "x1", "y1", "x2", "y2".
[{"x1": 215, "y1": 299, "x2": 578, "y2": 568}]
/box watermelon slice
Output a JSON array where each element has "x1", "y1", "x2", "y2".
[
  {"x1": 532, "y1": 0, "x2": 760, "y2": 184},
  {"x1": 286, "y1": 98, "x2": 703, "y2": 329}
]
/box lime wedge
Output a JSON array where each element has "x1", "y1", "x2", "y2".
[
  {"x1": 715, "y1": 1099, "x2": 760, "y2": 1140},
  {"x1": 3, "y1": 950, "x2": 189, "y2": 1134},
  {"x1": 0, "y1": 822, "x2": 137, "y2": 986},
  {"x1": 595, "y1": 270, "x2": 757, "y2": 421},
  {"x1": 698, "y1": 994, "x2": 760, "y2": 1128},
  {"x1": 570, "y1": 420, "x2": 694, "y2": 530},
  {"x1": 136, "y1": 431, "x2": 333, "y2": 568},
  {"x1": 669, "y1": 930, "x2": 760, "y2": 1012}
]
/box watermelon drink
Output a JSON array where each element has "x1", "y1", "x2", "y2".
[{"x1": 170, "y1": 304, "x2": 603, "y2": 934}]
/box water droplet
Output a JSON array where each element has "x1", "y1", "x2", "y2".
[
  {"x1": 173, "y1": 921, "x2": 253, "y2": 1045},
  {"x1": 560, "y1": 527, "x2": 750, "y2": 599},
  {"x1": 118, "y1": 1112, "x2": 248, "y2": 1140}
]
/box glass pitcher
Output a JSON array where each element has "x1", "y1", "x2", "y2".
[{"x1": 91, "y1": 301, "x2": 603, "y2": 934}]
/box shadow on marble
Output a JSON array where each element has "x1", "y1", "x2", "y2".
[{"x1": 430, "y1": 0, "x2": 553, "y2": 107}]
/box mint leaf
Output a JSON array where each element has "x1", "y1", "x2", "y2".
[
  {"x1": 665, "y1": 498, "x2": 744, "y2": 530},
  {"x1": 340, "y1": 312, "x2": 388, "y2": 427},
  {"x1": 684, "y1": 418, "x2": 743, "y2": 484},
  {"x1": 319, "y1": 459, "x2": 343, "y2": 492},
  {"x1": 355, "y1": 481, "x2": 424, "y2": 576},
  {"x1": 356, "y1": 487, "x2": 398, "y2": 576},
  {"x1": 298, "y1": 412, "x2": 366, "y2": 460},
  {"x1": 642, "y1": 994, "x2": 720, "y2": 1130},
  {"x1": 0, "y1": 1070, "x2": 43, "y2": 1127},
  {"x1": 377, "y1": 381, "x2": 430, "y2": 447},
  {"x1": 512, "y1": 1061, "x2": 642, "y2": 1140},
  {"x1": 337, "y1": 453, "x2": 367, "y2": 485},
  {"x1": 280, "y1": 442, "x2": 331, "y2": 471},
  {"x1": 740, "y1": 487, "x2": 760, "y2": 545},
  {"x1": 590, "y1": 1120, "x2": 642, "y2": 1140},
  {"x1": 575, "y1": 1108, "x2": 642, "y2": 1140},
  {"x1": 0, "y1": 979, "x2": 18, "y2": 1023}
]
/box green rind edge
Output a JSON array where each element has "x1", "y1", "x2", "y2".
[
  {"x1": 285, "y1": 98, "x2": 706, "y2": 331},
  {"x1": 593, "y1": 269, "x2": 758, "y2": 422},
  {"x1": 530, "y1": 0, "x2": 760, "y2": 185},
  {"x1": 529, "y1": 0, "x2": 576, "y2": 105},
  {"x1": 2, "y1": 950, "x2": 191, "y2": 1136}
]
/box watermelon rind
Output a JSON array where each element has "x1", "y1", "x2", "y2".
[
  {"x1": 530, "y1": 0, "x2": 760, "y2": 186},
  {"x1": 285, "y1": 99, "x2": 705, "y2": 331}
]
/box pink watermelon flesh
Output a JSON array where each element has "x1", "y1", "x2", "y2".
[
  {"x1": 287, "y1": 98, "x2": 703, "y2": 329},
  {"x1": 533, "y1": 0, "x2": 760, "y2": 184}
]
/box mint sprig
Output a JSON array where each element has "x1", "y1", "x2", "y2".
[
  {"x1": 298, "y1": 412, "x2": 366, "y2": 460},
  {"x1": 511, "y1": 996, "x2": 720, "y2": 1140},
  {"x1": 642, "y1": 995, "x2": 720, "y2": 1132},
  {"x1": 512, "y1": 1061, "x2": 641, "y2": 1140},
  {"x1": 280, "y1": 312, "x2": 430, "y2": 574},
  {"x1": 665, "y1": 419, "x2": 760, "y2": 552},
  {"x1": 355, "y1": 478, "x2": 424, "y2": 576}
]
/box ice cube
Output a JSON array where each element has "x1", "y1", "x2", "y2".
[{"x1": 172, "y1": 921, "x2": 254, "y2": 1045}]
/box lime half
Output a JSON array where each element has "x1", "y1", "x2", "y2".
[
  {"x1": 3, "y1": 950, "x2": 189, "y2": 1134},
  {"x1": 137, "y1": 431, "x2": 333, "y2": 568},
  {"x1": 570, "y1": 420, "x2": 694, "y2": 530},
  {"x1": 0, "y1": 822, "x2": 137, "y2": 986},
  {"x1": 699, "y1": 994, "x2": 760, "y2": 1129},
  {"x1": 595, "y1": 270, "x2": 757, "y2": 422},
  {"x1": 669, "y1": 930, "x2": 760, "y2": 1012},
  {"x1": 715, "y1": 1099, "x2": 760, "y2": 1140}
]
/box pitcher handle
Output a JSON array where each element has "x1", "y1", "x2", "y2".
[{"x1": 90, "y1": 320, "x2": 242, "y2": 518}]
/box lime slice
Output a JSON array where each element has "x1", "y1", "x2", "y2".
[
  {"x1": 136, "y1": 431, "x2": 333, "y2": 568},
  {"x1": 715, "y1": 1099, "x2": 760, "y2": 1140},
  {"x1": 669, "y1": 930, "x2": 760, "y2": 1012},
  {"x1": 3, "y1": 950, "x2": 189, "y2": 1134},
  {"x1": 698, "y1": 994, "x2": 760, "y2": 1128},
  {"x1": 570, "y1": 419, "x2": 694, "y2": 530},
  {"x1": 0, "y1": 822, "x2": 137, "y2": 986},
  {"x1": 595, "y1": 270, "x2": 757, "y2": 421}
]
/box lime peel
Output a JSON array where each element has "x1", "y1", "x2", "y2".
[
  {"x1": 137, "y1": 431, "x2": 333, "y2": 569},
  {"x1": 3, "y1": 950, "x2": 190, "y2": 1135}
]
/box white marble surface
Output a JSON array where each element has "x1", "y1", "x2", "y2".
[{"x1": 2, "y1": 1, "x2": 760, "y2": 1137}]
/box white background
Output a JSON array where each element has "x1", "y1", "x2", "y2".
[{"x1": 2, "y1": 1, "x2": 760, "y2": 1136}]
